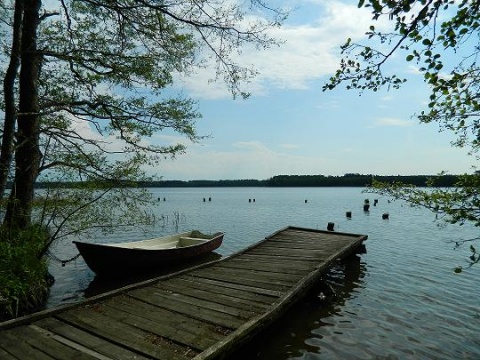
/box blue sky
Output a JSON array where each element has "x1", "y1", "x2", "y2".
[
  {"x1": 146, "y1": 1, "x2": 475, "y2": 180},
  {"x1": 2, "y1": 0, "x2": 472, "y2": 182}
]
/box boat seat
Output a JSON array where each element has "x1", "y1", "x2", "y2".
[
  {"x1": 178, "y1": 237, "x2": 207, "y2": 247},
  {"x1": 133, "y1": 242, "x2": 178, "y2": 250}
]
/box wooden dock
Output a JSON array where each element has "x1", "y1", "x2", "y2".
[{"x1": 0, "y1": 226, "x2": 367, "y2": 360}]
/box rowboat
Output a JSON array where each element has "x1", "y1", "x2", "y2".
[{"x1": 73, "y1": 230, "x2": 224, "y2": 275}]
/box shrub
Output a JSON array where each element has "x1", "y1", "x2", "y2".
[{"x1": 0, "y1": 225, "x2": 52, "y2": 321}]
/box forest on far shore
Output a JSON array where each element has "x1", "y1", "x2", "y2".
[{"x1": 133, "y1": 173, "x2": 461, "y2": 188}]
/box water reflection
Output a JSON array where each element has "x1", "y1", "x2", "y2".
[
  {"x1": 229, "y1": 253, "x2": 366, "y2": 360},
  {"x1": 83, "y1": 252, "x2": 223, "y2": 298}
]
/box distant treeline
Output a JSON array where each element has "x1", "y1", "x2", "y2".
[
  {"x1": 136, "y1": 173, "x2": 461, "y2": 188},
  {"x1": 32, "y1": 174, "x2": 461, "y2": 189}
]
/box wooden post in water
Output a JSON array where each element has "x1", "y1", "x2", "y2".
[{"x1": 363, "y1": 199, "x2": 370, "y2": 212}]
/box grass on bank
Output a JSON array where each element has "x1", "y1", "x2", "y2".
[{"x1": 0, "y1": 225, "x2": 52, "y2": 321}]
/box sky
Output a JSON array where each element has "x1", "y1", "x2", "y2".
[{"x1": 92, "y1": 0, "x2": 477, "y2": 181}]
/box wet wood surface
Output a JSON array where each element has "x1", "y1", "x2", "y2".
[{"x1": 0, "y1": 226, "x2": 367, "y2": 360}]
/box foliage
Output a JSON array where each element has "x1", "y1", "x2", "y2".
[
  {"x1": 368, "y1": 175, "x2": 480, "y2": 226},
  {"x1": 36, "y1": 182, "x2": 157, "y2": 258},
  {"x1": 0, "y1": 0, "x2": 287, "y2": 314},
  {"x1": 0, "y1": 0, "x2": 286, "y2": 235},
  {"x1": 324, "y1": 0, "x2": 480, "y2": 271},
  {"x1": 367, "y1": 176, "x2": 480, "y2": 272},
  {"x1": 0, "y1": 225, "x2": 51, "y2": 320},
  {"x1": 324, "y1": 0, "x2": 480, "y2": 153}
]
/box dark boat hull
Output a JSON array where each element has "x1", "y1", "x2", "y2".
[{"x1": 74, "y1": 233, "x2": 224, "y2": 275}]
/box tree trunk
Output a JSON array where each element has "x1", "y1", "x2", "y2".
[
  {"x1": 4, "y1": 0, "x2": 42, "y2": 229},
  {"x1": 0, "y1": 0, "x2": 24, "y2": 202}
]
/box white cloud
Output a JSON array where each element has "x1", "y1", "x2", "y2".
[
  {"x1": 233, "y1": 141, "x2": 272, "y2": 151},
  {"x1": 373, "y1": 117, "x2": 414, "y2": 127},
  {"x1": 176, "y1": 0, "x2": 380, "y2": 99},
  {"x1": 150, "y1": 134, "x2": 474, "y2": 180},
  {"x1": 68, "y1": 117, "x2": 128, "y2": 153},
  {"x1": 153, "y1": 133, "x2": 197, "y2": 147},
  {"x1": 279, "y1": 143, "x2": 300, "y2": 150},
  {"x1": 406, "y1": 65, "x2": 422, "y2": 75},
  {"x1": 69, "y1": 115, "x2": 189, "y2": 155},
  {"x1": 315, "y1": 98, "x2": 341, "y2": 110},
  {"x1": 152, "y1": 141, "x2": 331, "y2": 180}
]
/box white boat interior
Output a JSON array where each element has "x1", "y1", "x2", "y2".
[{"x1": 104, "y1": 231, "x2": 212, "y2": 250}]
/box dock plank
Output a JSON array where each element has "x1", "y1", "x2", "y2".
[
  {"x1": 99, "y1": 301, "x2": 214, "y2": 352},
  {"x1": 56, "y1": 307, "x2": 193, "y2": 360},
  {"x1": 247, "y1": 246, "x2": 338, "y2": 259},
  {"x1": 108, "y1": 296, "x2": 227, "y2": 346},
  {"x1": 0, "y1": 330, "x2": 55, "y2": 360},
  {"x1": 150, "y1": 287, "x2": 259, "y2": 320},
  {"x1": 228, "y1": 254, "x2": 320, "y2": 269},
  {"x1": 130, "y1": 287, "x2": 247, "y2": 329},
  {"x1": 213, "y1": 262, "x2": 307, "y2": 281},
  {"x1": 156, "y1": 280, "x2": 270, "y2": 313},
  {"x1": 191, "y1": 268, "x2": 293, "y2": 291},
  {"x1": 0, "y1": 346, "x2": 17, "y2": 360},
  {"x1": 35, "y1": 317, "x2": 151, "y2": 360},
  {"x1": 7, "y1": 325, "x2": 98, "y2": 360},
  {"x1": 0, "y1": 226, "x2": 367, "y2": 360},
  {"x1": 174, "y1": 276, "x2": 281, "y2": 303},
  {"x1": 193, "y1": 266, "x2": 298, "y2": 287}
]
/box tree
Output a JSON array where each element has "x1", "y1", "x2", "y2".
[
  {"x1": 0, "y1": 0, "x2": 286, "y2": 316},
  {"x1": 324, "y1": 0, "x2": 480, "y2": 271},
  {"x1": 0, "y1": 0, "x2": 22, "y2": 201},
  {"x1": 0, "y1": 0, "x2": 286, "y2": 240}
]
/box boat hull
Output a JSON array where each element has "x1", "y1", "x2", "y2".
[{"x1": 74, "y1": 232, "x2": 224, "y2": 275}]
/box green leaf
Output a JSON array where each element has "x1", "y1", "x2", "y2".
[{"x1": 422, "y1": 39, "x2": 432, "y2": 46}]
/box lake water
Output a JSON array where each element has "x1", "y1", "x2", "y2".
[{"x1": 47, "y1": 187, "x2": 480, "y2": 359}]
